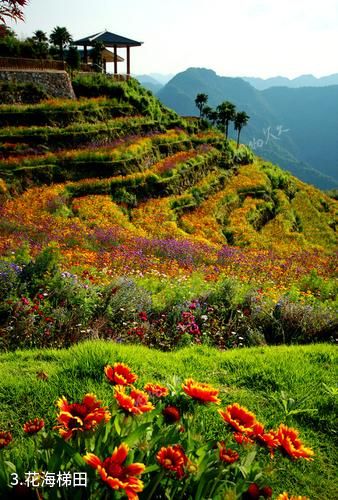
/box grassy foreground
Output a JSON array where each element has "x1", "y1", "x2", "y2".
[{"x1": 0, "y1": 341, "x2": 336, "y2": 499}]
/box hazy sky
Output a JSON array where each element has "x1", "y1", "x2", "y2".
[{"x1": 8, "y1": 0, "x2": 338, "y2": 78}]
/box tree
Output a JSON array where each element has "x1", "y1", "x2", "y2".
[
  {"x1": 91, "y1": 41, "x2": 105, "y2": 72},
  {"x1": 195, "y1": 93, "x2": 208, "y2": 118},
  {"x1": 49, "y1": 26, "x2": 72, "y2": 60},
  {"x1": 66, "y1": 45, "x2": 80, "y2": 72},
  {"x1": 206, "y1": 108, "x2": 219, "y2": 126},
  {"x1": 29, "y1": 29, "x2": 49, "y2": 58},
  {"x1": 32, "y1": 29, "x2": 48, "y2": 43},
  {"x1": 0, "y1": 0, "x2": 28, "y2": 25},
  {"x1": 234, "y1": 111, "x2": 250, "y2": 148},
  {"x1": 216, "y1": 101, "x2": 236, "y2": 140}
]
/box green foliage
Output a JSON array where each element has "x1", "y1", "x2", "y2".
[
  {"x1": 300, "y1": 270, "x2": 338, "y2": 302},
  {"x1": 231, "y1": 144, "x2": 254, "y2": 165},
  {"x1": 0, "y1": 342, "x2": 336, "y2": 498},
  {"x1": 66, "y1": 45, "x2": 80, "y2": 71},
  {"x1": 72, "y1": 75, "x2": 175, "y2": 121}
]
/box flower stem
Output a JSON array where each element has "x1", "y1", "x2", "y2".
[{"x1": 147, "y1": 470, "x2": 165, "y2": 500}]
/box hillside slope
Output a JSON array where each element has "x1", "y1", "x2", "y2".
[
  {"x1": 157, "y1": 68, "x2": 338, "y2": 189},
  {"x1": 0, "y1": 76, "x2": 336, "y2": 353}
]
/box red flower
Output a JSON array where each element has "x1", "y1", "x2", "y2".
[
  {"x1": 218, "y1": 442, "x2": 239, "y2": 464},
  {"x1": 23, "y1": 418, "x2": 45, "y2": 435},
  {"x1": 127, "y1": 327, "x2": 145, "y2": 338},
  {"x1": 56, "y1": 393, "x2": 111, "y2": 440},
  {"x1": 114, "y1": 387, "x2": 154, "y2": 415},
  {"x1": 246, "y1": 483, "x2": 261, "y2": 499},
  {"x1": 182, "y1": 378, "x2": 220, "y2": 404},
  {"x1": 189, "y1": 323, "x2": 201, "y2": 335},
  {"x1": 156, "y1": 444, "x2": 188, "y2": 478},
  {"x1": 138, "y1": 311, "x2": 148, "y2": 321},
  {"x1": 244, "y1": 483, "x2": 273, "y2": 499},
  {"x1": 219, "y1": 403, "x2": 258, "y2": 434},
  {"x1": 0, "y1": 431, "x2": 12, "y2": 449},
  {"x1": 162, "y1": 405, "x2": 181, "y2": 423},
  {"x1": 83, "y1": 443, "x2": 145, "y2": 500},
  {"x1": 144, "y1": 383, "x2": 168, "y2": 398},
  {"x1": 261, "y1": 486, "x2": 273, "y2": 498},
  {"x1": 277, "y1": 424, "x2": 314, "y2": 460},
  {"x1": 104, "y1": 363, "x2": 138, "y2": 386}
]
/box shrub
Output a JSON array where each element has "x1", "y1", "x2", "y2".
[{"x1": 232, "y1": 144, "x2": 254, "y2": 165}]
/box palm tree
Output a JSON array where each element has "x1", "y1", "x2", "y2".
[
  {"x1": 49, "y1": 26, "x2": 72, "y2": 60},
  {"x1": 234, "y1": 111, "x2": 250, "y2": 148},
  {"x1": 195, "y1": 93, "x2": 208, "y2": 118},
  {"x1": 206, "y1": 109, "x2": 219, "y2": 126},
  {"x1": 216, "y1": 101, "x2": 236, "y2": 140},
  {"x1": 33, "y1": 30, "x2": 48, "y2": 43}
]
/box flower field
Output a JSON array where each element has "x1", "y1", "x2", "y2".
[
  {"x1": 0, "y1": 77, "x2": 336, "y2": 498},
  {"x1": 0, "y1": 341, "x2": 336, "y2": 499}
]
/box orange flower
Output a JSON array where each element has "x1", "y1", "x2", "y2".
[
  {"x1": 277, "y1": 424, "x2": 314, "y2": 460},
  {"x1": 114, "y1": 387, "x2": 154, "y2": 415},
  {"x1": 182, "y1": 378, "x2": 220, "y2": 404},
  {"x1": 0, "y1": 431, "x2": 12, "y2": 449},
  {"x1": 56, "y1": 393, "x2": 111, "y2": 440},
  {"x1": 144, "y1": 383, "x2": 169, "y2": 398},
  {"x1": 233, "y1": 432, "x2": 254, "y2": 445},
  {"x1": 105, "y1": 363, "x2": 138, "y2": 386},
  {"x1": 156, "y1": 444, "x2": 188, "y2": 478},
  {"x1": 219, "y1": 403, "x2": 258, "y2": 433},
  {"x1": 276, "y1": 494, "x2": 309, "y2": 500},
  {"x1": 83, "y1": 443, "x2": 145, "y2": 500},
  {"x1": 256, "y1": 430, "x2": 280, "y2": 451},
  {"x1": 23, "y1": 418, "x2": 45, "y2": 435},
  {"x1": 218, "y1": 442, "x2": 239, "y2": 464}
]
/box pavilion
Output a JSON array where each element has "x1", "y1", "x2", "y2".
[{"x1": 73, "y1": 30, "x2": 143, "y2": 76}]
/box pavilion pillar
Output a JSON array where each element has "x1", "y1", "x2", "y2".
[
  {"x1": 114, "y1": 44, "x2": 118, "y2": 74},
  {"x1": 126, "y1": 46, "x2": 130, "y2": 76},
  {"x1": 84, "y1": 45, "x2": 88, "y2": 63}
]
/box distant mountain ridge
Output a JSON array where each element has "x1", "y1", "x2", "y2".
[
  {"x1": 157, "y1": 68, "x2": 338, "y2": 189},
  {"x1": 243, "y1": 73, "x2": 338, "y2": 90}
]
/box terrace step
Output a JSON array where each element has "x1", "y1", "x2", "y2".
[
  {"x1": 0, "y1": 116, "x2": 195, "y2": 149},
  {"x1": 0, "y1": 130, "x2": 225, "y2": 194},
  {"x1": 64, "y1": 148, "x2": 221, "y2": 201}
]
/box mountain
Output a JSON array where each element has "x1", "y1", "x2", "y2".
[
  {"x1": 135, "y1": 74, "x2": 163, "y2": 94},
  {"x1": 148, "y1": 73, "x2": 174, "y2": 84},
  {"x1": 243, "y1": 73, "x2": 338, "y2": 90},
  {"x1": 157, "y1": 68, "x2": 338, "y2": 189}
]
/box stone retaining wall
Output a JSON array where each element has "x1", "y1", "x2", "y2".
[{"x1": 0, "y1": 70, "x2": 76, "y2": 100}]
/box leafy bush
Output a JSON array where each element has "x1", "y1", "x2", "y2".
[
  {"x1": 300, "y1": 270, "x2": 338, "y2": 302},
  {"x1": 231, "y1": 144, "x2": 254, "y2": 165}
]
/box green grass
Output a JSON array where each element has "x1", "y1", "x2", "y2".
[{"x1": 0, "y1": 341, "x2": 336, "y2": 499}]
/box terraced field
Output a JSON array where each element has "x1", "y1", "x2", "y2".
[
  {"x1": 0, "y1": 79, "x2": 336, "y2": 343},
  {"x1": 0, "y1": 76, "x2": 337, "y2": 500}
]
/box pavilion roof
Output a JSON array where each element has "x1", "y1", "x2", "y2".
[
  {"x1": 73, "y1": 30, "x2": 143, "y2": 48},
  {"x1": 78, "y1": 47, "x2": 124, "y2": 62}
]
